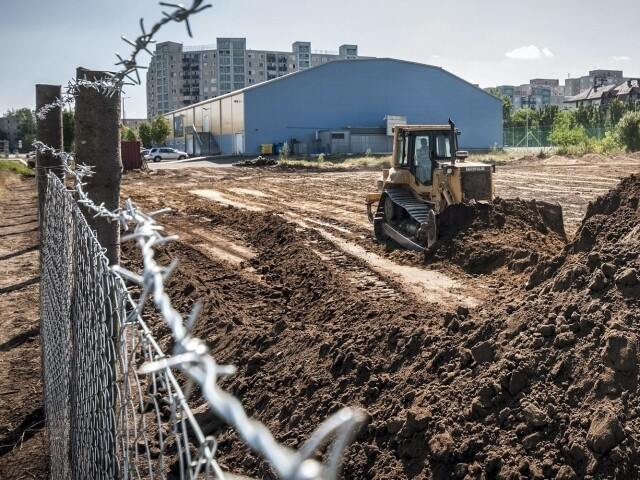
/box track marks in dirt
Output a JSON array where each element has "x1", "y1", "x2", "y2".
[
  {"x1": 287, "y1": 214, "x2": 484, "y2": 307},
  {"x1": 187, "y1": 182, "x2": 485, "y2": 308}
]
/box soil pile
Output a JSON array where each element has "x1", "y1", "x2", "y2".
[
  {"x1": 151, "y1": 175, "x2": 640, "y2": 479},
  {"x1": 425, "y1": 198, "x2": 567, "y2": 280},
  {"x1": 423, "y1": 173, "x2": 640, "y2": 479}
]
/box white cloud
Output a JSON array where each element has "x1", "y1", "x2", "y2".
[
  {"x1": 505, "y1": 45, "x2": 554, "y2": 60},
  {"x1": 613, "y1": 55, "x2": 630, "y2": 61}
]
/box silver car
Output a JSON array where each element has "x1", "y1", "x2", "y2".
[{"x1": 147, "y1": 147, "x2": 189, "y2": 162}]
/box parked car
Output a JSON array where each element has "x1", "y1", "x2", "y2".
[
  {"x1": 140, "y1": 149, "x2": 150, "y2": 159},
  {"x1": 146, "y1": 147, "x2": 189, "y2": 162}
]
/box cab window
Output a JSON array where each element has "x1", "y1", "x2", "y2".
[
  {"x1": 434, "y1": 133, "x2": 451, "y2": 159},
  {"x1": 397, "y1": 134, "x2": 408, "y2": 167}
]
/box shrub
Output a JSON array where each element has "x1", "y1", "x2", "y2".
[
  {"x1": 615, "y1": 112, "x2": 640, "y2": 152},
  {"x1": 592, "y1": 131, "x2": 621, "y2": 155},
  {"x1": 365, "y1": 148, "x2": 372, "y2": 156},
  {"x1": 549, "y1": 120, "x2": 589, "y2": 148}
]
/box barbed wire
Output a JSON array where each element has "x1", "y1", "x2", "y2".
[
  {"x1": 47, "y1": 158, "x2": 366, "y2": 479},
  {"x1": 36, "y1": 0, "x2": 212, "y2": 120}
]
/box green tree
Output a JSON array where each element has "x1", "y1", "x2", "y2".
[
  {"x1": 5, "y1": 108, "x2": 36, "y2": 151},
  {"x1": 548, "y1": 111, "x2": 589, "y2": 148},
  {"x1": 510, "y1": 108, "x2": 537, "y2": 129},
  {"x1": 538, "y1": 105, "x2": 559, "y2": 128},
  {"x1": 150, "y1": 115, "x2": 170, "y2": 146},
  {"x1": 63, "y1": 109, "x2": 75, "y2": 152},
  {"x1": 607, "y1": 99, "x2": 624, "y2": 127},
  {"x1": 501, "y1": 95, "x2": 513, "y2": 127},
  {"x1": 573, "y1": 106, "x2": 590, "y2": 129},
  {"x1": 120, "y1": 125, "x2": 138, "y2": 141},
  {"x1": 615, "y1": 111, "x2": 640, "y2": 152},
  {"x1": 138, "y1": 121, "x2": 152, "y2": 148}
]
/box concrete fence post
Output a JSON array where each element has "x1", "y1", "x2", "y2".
[
  {"x1": 74, "y1": 67, "x2": 122, "y2": 266},
  {"x1": 35, "y1": 84, "x2": 63, "y2": 228}
]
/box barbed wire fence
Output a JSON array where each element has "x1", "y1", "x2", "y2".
[{"x1": 36, "y1": 2, "x2": 366, "y2": 479}]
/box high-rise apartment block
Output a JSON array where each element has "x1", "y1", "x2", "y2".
[
  {"x1": 495, "y1": 69, "x2": 631, "y2": 111},
  {"x1": 146, "y1": 38, "x2": 361, "y2": 119}
]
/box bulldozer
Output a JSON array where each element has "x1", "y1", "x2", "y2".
[{"x1": 365, "y1": 121, "x2": 496, "y2": 251}]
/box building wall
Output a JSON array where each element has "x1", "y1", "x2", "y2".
[
  {"x1": 165, "y1": 59, "x2": 503, "y2": 155},
  {"x1": 241, "y1": 59, "x2": 502, "y2": 153}
]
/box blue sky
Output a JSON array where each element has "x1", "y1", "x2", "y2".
[{"x1": 1, "y1": 0, "x2": 638, "y2": 119}]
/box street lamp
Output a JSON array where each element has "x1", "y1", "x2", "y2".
[{"x1": 122, "y1": 96, "x2": 131, "y2": 121}]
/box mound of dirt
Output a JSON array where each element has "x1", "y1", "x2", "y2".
[
  {"x1": 424, "y1": 198, "x2": 566, "y2": 280},
  {"x1": 173, "y1": 174, "x2": 637, "y2": 479},
  {"x1": 435, "y1": 173, "x2": 640, "y2": 479}
]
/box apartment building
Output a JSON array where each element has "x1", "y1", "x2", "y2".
[{"x1": 146, "y1": 39, "x2": 361, "y2": 119}]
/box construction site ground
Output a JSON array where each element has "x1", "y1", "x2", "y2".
[{"x1": 2, "y1": 152, "x2": 640, "y2": 479}]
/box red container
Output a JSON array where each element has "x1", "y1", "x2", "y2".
[{"x1": 121, "y1": 141, "x2": 142, "y2": 170}]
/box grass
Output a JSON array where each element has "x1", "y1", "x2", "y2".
[{"x1": 0, "y1": 159, "x2": 35, "y2": 177}]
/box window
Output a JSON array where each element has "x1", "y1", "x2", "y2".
[
  {"x1": 234, "y1": 74, "x2": 244, "y2": 82},
  {"x1": 434, "y1": 134, "x2": 451, "y2": 158},
  {"x1": 331, "y1": 133, "x2": 345, "y2": 140}
]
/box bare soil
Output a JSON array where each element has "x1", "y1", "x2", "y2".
[{"x1": 1, "y1": 152, "x2": 640, "y2": 479}]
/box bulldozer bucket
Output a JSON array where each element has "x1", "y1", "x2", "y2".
[{"x1": 535, "y1": 200, "x2": 566, "y2": 240}]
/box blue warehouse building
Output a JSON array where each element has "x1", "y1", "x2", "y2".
[{"x1": 163, "y1": 58, "x2": 503, "y2": 156}]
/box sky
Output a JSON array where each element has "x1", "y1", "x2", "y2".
[{"x1": 1, "y1": 0, "x2": 638, "y2": 119}]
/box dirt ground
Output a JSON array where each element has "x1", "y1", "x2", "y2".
[{"x1": 1, "y1": 152, "x2": 640, "y2": 479}]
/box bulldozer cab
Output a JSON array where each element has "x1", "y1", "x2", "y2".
[{"x1": 394, "y1": 125, "x2": 456, "y2": 187}]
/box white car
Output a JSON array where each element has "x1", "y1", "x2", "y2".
[{"x1": 147, "y1": 147, "x2": 189, "y2": 162}]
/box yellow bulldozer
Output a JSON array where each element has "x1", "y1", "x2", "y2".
[
  {"x1": 366, "y1": 120, "x2": 566, "y2": 251},
  {"x1": 366, "y1": 121, "x2": 497, "y2": 251}
]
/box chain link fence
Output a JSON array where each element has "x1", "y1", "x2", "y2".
[
  {"x1": 503, "y1": 126, "x2": 614, "y2": 149},
  {"x1": 38, "y1": 169, "x2": 364, "y2": 480}
]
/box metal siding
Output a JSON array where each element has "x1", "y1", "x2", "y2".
[{"x1": 241, "y1": 59, "x2": 502, "y2": 153}]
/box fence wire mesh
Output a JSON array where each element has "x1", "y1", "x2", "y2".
[{"x1": 38, "y1": 168, "x2": 365, "y2": 480}]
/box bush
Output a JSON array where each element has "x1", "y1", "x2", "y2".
[
  {"x1": 549, "y1": 121, "x2": 589, "y2": 148},
  {"x1": 592, "y1": 131, "x2": 621, "y2": 155},
  {"x1": 615, "y1": 112, "x2": 640, "y2": 152}
]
